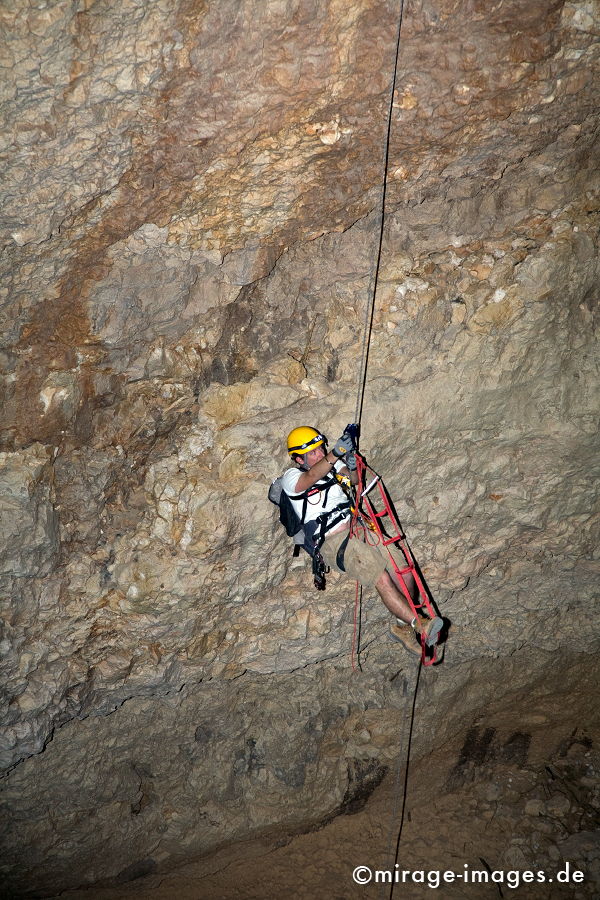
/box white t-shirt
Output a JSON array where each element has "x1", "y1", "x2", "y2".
[{"x1": 281, "y1": 461, "x2": 349, "y2": 526}]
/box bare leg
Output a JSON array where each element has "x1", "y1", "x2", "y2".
[
  {"x1": 374, "y1": 571, "x2": 415, "y2": 625},
  {"x1": 382, "y1": 567, "x2": 443, "y2": 648},
  {"x1": 389, "y1": 568, "x2": 416, "y2": 604}
]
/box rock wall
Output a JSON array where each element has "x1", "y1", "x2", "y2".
[{"x1": 0, "y1": 0, "x2": 599, "y2": 894}]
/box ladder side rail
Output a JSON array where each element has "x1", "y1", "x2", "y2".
[
  {"x1": 360, "y1": 477, "x2": 435, "y2": 614},
  {"x1": 354, "y1": 456, "x2": 439, "y2": 665}
]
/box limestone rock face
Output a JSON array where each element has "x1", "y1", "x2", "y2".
[
  {"x1": 0, "y1": 445, "x2": 58, "y2": 578},
  {"x1": 0, "y1": 0, "x2": 599, "y2": 894}
]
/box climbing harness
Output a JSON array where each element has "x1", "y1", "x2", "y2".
[{"x1": 268, "y1": 469, "x2": 351, "y2": 589}]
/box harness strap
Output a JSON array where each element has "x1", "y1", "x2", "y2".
[
  {"x1": 314, "y1": 502, "x2": 352, "y2": 548},
  {"x1": 289, "y1": 472, "x2": 338, "y2": 506},
  {"x1": 288, "y1": 472, "x2": 347, "y2": 551},
  {"x1": 335, "y1": 530, "x2": 352, "y2": 572}
]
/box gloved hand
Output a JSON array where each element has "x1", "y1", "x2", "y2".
[
  {"x1": 331, "y1": 432, "x2": 354, "y2": 458},
  {"x1": 345, "y1": 452, "x2": 357, "y2": 471}
]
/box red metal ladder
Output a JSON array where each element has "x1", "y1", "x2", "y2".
[{"x1": 351, "y1": 454, "x2": 440, "y2": 665}]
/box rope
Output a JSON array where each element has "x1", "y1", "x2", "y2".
[
  {"x1": 347, "y1": 7, "x2": 420, "y2": 892},
  {"x1": 351, "y1": 579, "x2": 362, "y2": 672},
  {"x1": 380, "y1": 657, "x2": 422, "y2": 900},
  {"x1": 350, "y1": 0, "x2": 407, "y2": 674},
  {"x1": 354, "y1": 0, "x2": 407, "y2": 427}
]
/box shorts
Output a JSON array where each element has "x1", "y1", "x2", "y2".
[{"x1": 320, "y1": 527, "x2": 409, "y2": 588}]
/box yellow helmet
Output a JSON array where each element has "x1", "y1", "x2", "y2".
[{"x1": 287, "y1": 426, "x2": 325, "y2": 458}]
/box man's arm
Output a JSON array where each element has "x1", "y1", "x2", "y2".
[
  {"x1": 290, "y1": 432, "x2": 355, "y2": 493},
  {"x1": 293, "y1": 451, "x2": 338, "y2": 492}
]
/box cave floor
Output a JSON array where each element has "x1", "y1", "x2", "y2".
[{"x1": 57, "y1": 681, "x2": 600, "y2": 900}]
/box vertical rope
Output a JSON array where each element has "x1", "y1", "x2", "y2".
[
  {"x1": 387, "y1": 659, "x2": 422, "y2": 900},
  {"x1": 351, "y1": 579, "x2": 363, "y2": 672},
  {"x1": 349, "y1": 6, "x2": 418, "y2": 890},
  {"x1": 354, "y1": 0, "x2": 406, "y2": 427},
  {"x1": 379, "y1": 661, "x2": 421, "y2": 900},
  {"x1": 351, "y1": 0, "x2": 407, "y2": 672}
]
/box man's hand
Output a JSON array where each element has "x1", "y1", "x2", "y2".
[
  {"x1": 345, "y1": 452, "x2": 357, "y2": 471},
  {"x1": 331, "y1": 433, "x2": 354, "y2": 458}
]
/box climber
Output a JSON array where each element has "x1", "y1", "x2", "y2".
[{"x1": 282, "y1": 426, "x2": 443, "y2": 654}]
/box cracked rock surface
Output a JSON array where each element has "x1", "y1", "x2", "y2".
[
  {"x1": 50, "y1": 655, "x2": 600, "y2": 899},
  {"x1": 0, "y1": 0, "x2": 599, "y2": 894}
]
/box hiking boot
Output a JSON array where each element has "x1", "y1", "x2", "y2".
[
  {"x1": 415, "y1": 615, "x2": 443, "y2": 647},
  {"x1": 389, "y1": 623, "x2": 422, "y2": 656}
]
